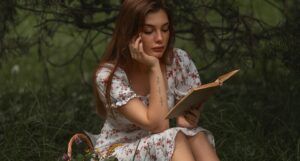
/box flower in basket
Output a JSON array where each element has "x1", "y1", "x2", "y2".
[
  {"x1": 62, "y1": 153, "x2": 70, "y2": 161},
  {"x1": 74, "y1": 136, "x2": 83, "y2": 145}
]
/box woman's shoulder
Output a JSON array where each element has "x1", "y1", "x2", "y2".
[
  {"x1": 173, "y1": 47, "x2": 186, "y2": 54},
  {"x1": 172, "y1": 48, "x2": 192, "y2": 65},
  {"x1": 95, "y1": 63, "x2": 127, "y2": 82}
]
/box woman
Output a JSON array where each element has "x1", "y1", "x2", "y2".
[{"x1": 91, "y1": 0, "x2": 220, "y2": 160}]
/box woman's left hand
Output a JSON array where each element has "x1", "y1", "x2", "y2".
[{"x1": 176, "y1": 103, "x2": 202, "y2": 128}]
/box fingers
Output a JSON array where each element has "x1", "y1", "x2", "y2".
[
  {"x1": 191, "y1": 102, "x2": 203, "y2": 110},
  {"x1": 128, "y1": 34, "x2": 159, "y2": 67},
  {"x1": 129, "y1": 35, "x2": 143, "y2": 59},
  {"x1": 138, "y1": 40, "x2": 145, "y2": 54},
  {"x1": 184, "y1": 109, "x2": 199, "y2": 126},
  {"x1": 137, "y1": 33, "x2": 145, "y2": 54},
  {"x1": 134, "y1": 36, "x2": 141, "y2": 50},
  {"x1": 129, "y1": 38, "x2": 139, "y2": 59},
  {"x1": 184, "y1": 115, "x2": 197, "y2": 127},
  {"x1": 186, "y1": 109, "x2": 198, "y2": 118},
  {"x1": 177, "y1": 115, "x2": 195, "y2": 129}
]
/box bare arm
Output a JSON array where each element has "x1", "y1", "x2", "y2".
[{"x1": 117, "y1": 36, "x2": 169, "y2": 133}]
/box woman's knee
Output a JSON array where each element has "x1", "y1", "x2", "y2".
[
  {"x1": 189, "y1": 132, "x2": 209, "y2": 142},
  {"x1": 175, "y1": 131, "x2": 186, "y2": 141},
  {"x1": 188, "y1": 132, "x2": 219, "y2": 161},
  {"x1": 172, "y1": 131, "x2": 195, "y2": 161}
]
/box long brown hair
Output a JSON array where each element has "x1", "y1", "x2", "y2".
[{"x1": 93, "y1": 0, "x2": 175, "y2": 118}]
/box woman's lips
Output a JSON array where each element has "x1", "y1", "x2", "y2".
[{"x1": 152, "y1": 46, "x2": 164, "y2": 52}]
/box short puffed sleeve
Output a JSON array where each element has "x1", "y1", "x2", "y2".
[
  {"x1": 173, "y1": 48, "x2": 201, "y2": 101},
  {"x1": 95, "y1": 64, "x2": 137, "y2": 108}
]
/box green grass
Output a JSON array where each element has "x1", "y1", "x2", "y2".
[
  {"x1": 0, "y1": 86, "x2": 103, "y2": 161},
  {"x1": 0, "y1": 1, "x2": 298, "y2": 159},
  {"x1": 1, "y1": 35, "x2": 299, "y2": 161},
  {"x1": 0, "y1": 66, "x2": 299, "y2": 160}
]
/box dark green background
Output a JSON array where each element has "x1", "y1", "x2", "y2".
[{"x1": 0, "y1": 0, "x2": 299, "y2": 160}]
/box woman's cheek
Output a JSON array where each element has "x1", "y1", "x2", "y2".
[{"x1": 141, "y1": 40, "x2": 151, "y2": 54}]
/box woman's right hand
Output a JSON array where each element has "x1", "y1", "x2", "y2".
[{"x1": 129, "y1": 35, "x2": 159, "y2": 69}]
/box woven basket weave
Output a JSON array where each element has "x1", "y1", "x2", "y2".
[{"x1": 66, "y1": 133, "x2": 94, "y2": 161}]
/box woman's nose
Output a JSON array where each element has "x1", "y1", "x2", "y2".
[{"x1": 155, "y1": 31, "x2": 163, "y2": 42}]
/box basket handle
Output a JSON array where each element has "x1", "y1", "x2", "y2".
[{"x1": 67, "y1": 133, "x2": 94, "y2": 161}]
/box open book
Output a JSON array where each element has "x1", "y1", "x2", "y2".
[{"x1": 165, "y1": 69, "x2": 239, "y2": 119}]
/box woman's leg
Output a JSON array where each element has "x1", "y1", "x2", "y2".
[
  {"x1": 187, "y1": 132, "x2": 220, "y2": 161},
  {"x1": 171, "y1": 131, "x2": 195, "y2": 161}
]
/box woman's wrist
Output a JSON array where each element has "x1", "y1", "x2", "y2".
[{"x1": 148, "y1": 60, "x2": 160, "y2": 72}]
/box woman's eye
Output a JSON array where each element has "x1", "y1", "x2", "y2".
[
  {"x1": 143, "y1": 27, "x2": 169, "y2": 34},
  {"x1": 143, "y1": 29, "x2": 153, "y2": 34},
  {"x1": 161, "y1": 25, "x2": 169, "y2": 32},
  {"x1": 162, "y1": 28, "x2": 169, "y2": 32},
  {"x1": 144, "y1": 31, "x2": 153, "y2": 34}
]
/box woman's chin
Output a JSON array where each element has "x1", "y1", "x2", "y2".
[{"x1": 149, "y1": 51, "x2": 164, "y2": 59}]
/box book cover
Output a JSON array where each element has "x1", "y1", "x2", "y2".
[{"x1": 166, "y1": 69, "x2": 239, "y2": 118}]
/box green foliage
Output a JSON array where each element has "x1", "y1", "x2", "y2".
[
  {"x1": 0, "y1": 86, "x2": 103, "y2": 161},
  {"x1": 0, "y1": 0, "x2": 299, "y2": 161}
]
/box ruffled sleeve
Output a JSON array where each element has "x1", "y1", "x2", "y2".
[
  {"x1": 95, "y1": 64, "x2": 137, "y2": 108},
  {"x1": 173, "y1": 48, "x2": 201, "y2": 101}
]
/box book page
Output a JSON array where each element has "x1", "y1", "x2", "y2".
[
  {"x1": 166, "y1": 85, "x2": 219, "y2": 118},
  {"x1": 166, "y1": 69, "x2": 239, "y2": 119},
  {"x1": 217, "y1": 69, "x2": 239, "y2": 83}
]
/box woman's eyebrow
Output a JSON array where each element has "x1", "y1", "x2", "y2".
[{"x1": 144, "y1": 22, "x2": 169, "y2": 27}]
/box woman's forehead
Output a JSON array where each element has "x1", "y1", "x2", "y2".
[{"x1": 144, "y1": 9, "x2": 169, "y2": 26}]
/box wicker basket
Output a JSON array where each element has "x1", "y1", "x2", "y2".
[{"x1": 66, "y1": 133, "x2": 94, "y2": 161}]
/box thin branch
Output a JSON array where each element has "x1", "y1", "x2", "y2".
[
  {"x1": 34, "y1": 19, "x2": 74, "y2": 28},
  {"x1": 46, "y1": 43, "x2": 84, "y2": 67},
  {"x1": 46, "y1": 30, "x2": 98, "y2": 67},
  {"x1": 264, "y1": 0, "x2": 284, "y2": 13},
  {"x1": 15, "y1": 4, "x2": 68, "y2": 17}
]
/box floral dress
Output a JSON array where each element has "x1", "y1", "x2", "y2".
[{"x1": 88, "y1": 48, "x2": 215, "y2": 161}]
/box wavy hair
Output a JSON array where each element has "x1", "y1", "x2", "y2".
[{"x1": 93, "y1": 0, "x2": 175, "y2": 118}]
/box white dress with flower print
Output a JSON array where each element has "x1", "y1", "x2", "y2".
[{"x1": 90, "y1": 48, "x2": 215, "y2": 161}]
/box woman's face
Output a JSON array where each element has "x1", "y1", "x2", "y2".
[{"x1": 140, "y1": 9, "x2": 170, "y2": 59}]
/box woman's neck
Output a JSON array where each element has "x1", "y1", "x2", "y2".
[{"x1": 133, "y1": 61, "x2": 148, "y2": 73}]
